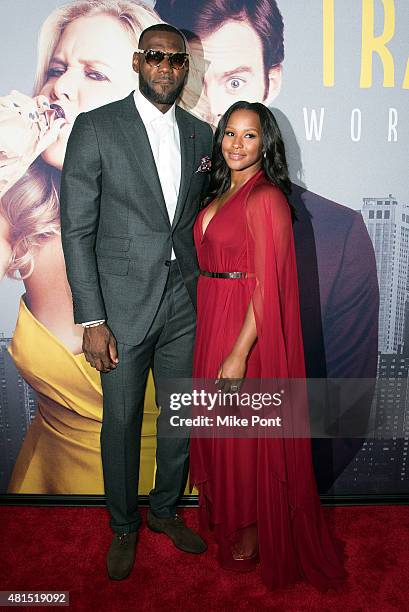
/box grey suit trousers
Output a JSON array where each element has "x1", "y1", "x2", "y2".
[{"x1": 100, "y1": 261, "x2": 196, "y2": 534}]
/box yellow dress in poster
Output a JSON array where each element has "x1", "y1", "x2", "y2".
[{"x1": 7, "y1": 297, "x2": 159, "y2": 495}]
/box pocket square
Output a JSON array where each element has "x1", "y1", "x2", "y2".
[{"x1": 195, "y1": 155, "x2": 212, "y2": 173}]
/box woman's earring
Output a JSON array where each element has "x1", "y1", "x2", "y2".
[{"x1": 263, "y1": 151, "x2": 267, "y2": 159}]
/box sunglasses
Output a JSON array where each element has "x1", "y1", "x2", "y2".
[{"x1": 137, "y1": 48, "x2": 189, "y2": 70}]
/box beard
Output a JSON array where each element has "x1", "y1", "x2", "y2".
[{"x1": 138, "y1": 70, "x2": 187, "y2": 105}]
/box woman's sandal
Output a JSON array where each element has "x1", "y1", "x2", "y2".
[{"x1": 231, "y1": 544, "x2": 259, "y2": 561}]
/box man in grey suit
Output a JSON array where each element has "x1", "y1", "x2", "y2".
[{"x1": 60, "y1": 24, "x2": 213, "y2": 580}]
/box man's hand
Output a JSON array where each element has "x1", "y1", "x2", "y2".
[{"x1": 82, "y1": 323, "x2": 118, "y2": 372}]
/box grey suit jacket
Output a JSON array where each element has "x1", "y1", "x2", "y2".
[{"x1": 60, "y1": 91, "x2": 213, "y2": 345}]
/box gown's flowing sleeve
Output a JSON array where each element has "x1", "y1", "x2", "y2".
[
  {"x1": 244, "y1": 180, "x2": 347, "y2": 590},
  {"x1": 245, "y1": 182, "x2": 310, "y2": 450},
  {"x1": 245, "y1": 182, "x2": 306, "y2": 380}
]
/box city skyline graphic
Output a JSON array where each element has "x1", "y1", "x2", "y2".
[{"x1": 335, "y1": 195, "x2": 409, "y2": 494}]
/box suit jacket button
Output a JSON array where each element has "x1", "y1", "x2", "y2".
[{"x1": 165, "y1": 260, "x2": 171, "y2": 266}]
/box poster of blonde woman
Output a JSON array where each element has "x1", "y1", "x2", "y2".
[
  {"x1": 0, "y1": 0, "x2": 408, "y2": 499},
  {"x1": 0, "y1": 0, "x2": 170, "y2": 495}
]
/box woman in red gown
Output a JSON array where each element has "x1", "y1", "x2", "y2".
[{"x1": 191, "y1": 101, "x2": 347, "y2": 591}]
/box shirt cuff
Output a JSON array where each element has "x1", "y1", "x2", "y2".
[{"x1": 81, "y1": 319, "x2": 105, "y2": 327}]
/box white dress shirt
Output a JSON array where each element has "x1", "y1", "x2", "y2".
[
  {"x1": 134, "y1": 89, "x2": 181, "y2": 259},
  {"x1": 81, "y1": 90, "x2": 182, "y2": 327}
]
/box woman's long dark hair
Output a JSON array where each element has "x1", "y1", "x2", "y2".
[{"x1": 203, "y1": 101, "x2": 293, "y2": 215}]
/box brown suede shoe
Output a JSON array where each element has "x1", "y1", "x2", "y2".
[
  {"x1": 106, "y1": 532, "x2": 138, "y2": 580},
  {"x1": 147, "y1": 510, "x2": 207, "y2": 554}
]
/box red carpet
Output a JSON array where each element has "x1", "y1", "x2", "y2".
[{"x1": 1, "y1": 505, "x2": 409, "y2": 611}]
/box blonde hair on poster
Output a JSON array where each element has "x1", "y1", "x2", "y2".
[{"x1": 2, "y1": 0, "x2": 194, "y2": 278}]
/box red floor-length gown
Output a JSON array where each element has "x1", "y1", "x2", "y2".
[{"x1": 191, "y1": 169, "x2": 347, "y2": 591}]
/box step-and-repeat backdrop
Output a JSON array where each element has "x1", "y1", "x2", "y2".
[{"x1": 0, "y1": 0, "x2": 407, "y2": 497}]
